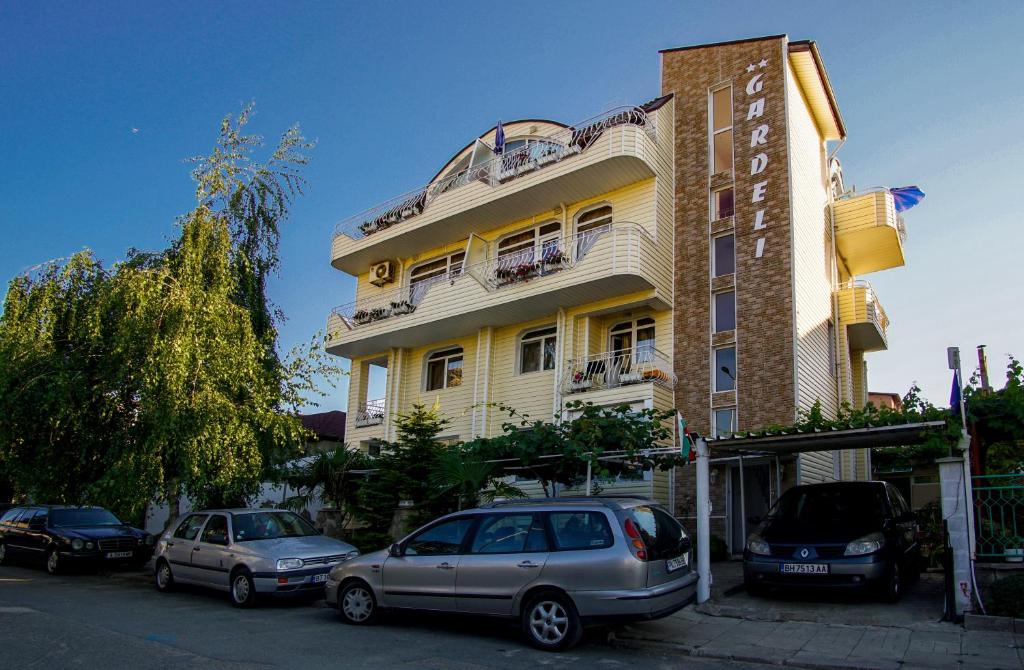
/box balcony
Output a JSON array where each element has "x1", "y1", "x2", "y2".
[
  {"x1": 326, "y1": 222, "x2": 671, "y2": 358},
  {"x1": 837, "y1": 280, "x2": 889, "y2": 352},
  {"x1": 832, "y1": 190, "x2": 907, "y2": 275},
  {"x1": 561, "y1": 347, "x2": 676, "y2": 395},
  {"x1": 330, "y1": 105, "x2": 663, "y2": 274},
  {"x1": 353, "y1": 398, "x2": 385, "y2": 428}
]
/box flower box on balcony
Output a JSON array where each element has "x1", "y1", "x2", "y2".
[
  {"x1": 390, "y1": 300, "x2": 416, "y2": 315},
  {"x1": 569, "y1": 380, "x2": 593, "y2": 392},
  {"x1": 619, "y1": 372, "x2": 644, "y2": 385},
  {"x1": 495, "y1": 262, "x2": 538, "y2": 286},
  {"x1": 352, "y1": 306, "x2": 392, "y2": 325}
]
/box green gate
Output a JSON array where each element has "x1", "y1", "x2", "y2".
[{"x1": 973, "y1": 474, "x2": 1024, "y2": 559}]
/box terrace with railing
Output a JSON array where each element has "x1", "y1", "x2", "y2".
[
  {"x1": 353, "y1": 398, "x2": 386, "y2": 428},
  {"x1": 561, "y1": 347, "x2": 676, "y2": 394},
  {"x1": 333, "y1": 105, "x2": 657, "y2": 243}
]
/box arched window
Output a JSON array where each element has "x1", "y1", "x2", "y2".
[
  {"x1": 518, "y1": 326, "x2": 557, "y2": 374},
  {"x1": 425, "y1": 347, "x2": 463, "y2": 391},
  {"x1": 497, "y1": 221, "x2": 561, "y2": 265},
  {"x1": 574, "y1": 205, "x2": 613, "y2": 259}
]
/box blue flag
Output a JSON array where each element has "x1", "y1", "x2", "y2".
[
  {"x1": 494, "y1": 121, "x2": 505, "y2": 155},
  {"x1": 950, "y1": 369, "x2": 962, "y2": 416}
]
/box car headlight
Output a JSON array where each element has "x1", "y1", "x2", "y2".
[
  {"x1": 145, "y1": 535, "x2": 155, "y2": 546},
  {"x1": 845, "y1": 532, "x2": 885, "y2": 556},
  {"x1": 342, "y1": 550, "x2": 360, "y2": 561},
  {"x1": 746, "y1": 534, "x2": 770, "y2": 556},
  {"x1": 85, "y1": 542, "x2": 94, "y2": 550},
  {"x1": 277, "y1": 558, "x2": 304, "y2": 571},
  {"x1": 71, "y1": 538, "x2": 84, "y2": 551}
]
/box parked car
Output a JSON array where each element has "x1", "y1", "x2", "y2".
[
  {"x1": 743, "y1": 481, "x2": 920, "y2": 601},
  {"x1": 0, "y1": 505, "x2": 155, "y2": 574},
  {"x1": 325, "y1": 497, "x2": 697, "y2": 651},
  {"x1": 153, "y1": 508, "x2": 359, "y2": 607}
]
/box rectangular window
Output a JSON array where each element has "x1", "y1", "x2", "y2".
[
  {"x1": 710, "y1": 86, "x2": 733, "y2": 174},
  {"x1": 712, "y1": 187, "x2": 735, "y2": 220},
  {"x1": 713, "y1": 408, "x2": 736, "y2": 438},
  {"x1": 519, "y1": 327, "x2": 557, "y2": 374},
  {"x1": 471, "y1": 514, "x2": 548, "y2": 554},
  {"x1": 714, "y1": 291, "x2": 736, "y2": 333},
  {"x1": 425, "y1": 347, "x2": 464, "y2": 391},
  {"x1": 713, "y1": 234, "x2": 735, "y2": 277},
  {"x1": 715, "y1": 346, "x2": 736, "y2": 392},
  {"x1": 548, "y1": 511, "x2": 613, "y2": 551},
  {"x1": 827, "y1": 320, "x2": 837, "y2": 377}
]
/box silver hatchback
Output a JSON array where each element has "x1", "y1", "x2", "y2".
[
  {"x1": 153, "y1": 509, "x2": 359, "y2": 607},
  {"x1": 325, "y1": 497, "x2": 697, "y2": 650}
]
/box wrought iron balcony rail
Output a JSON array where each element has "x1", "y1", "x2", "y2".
[
  {"x1": 328, "y1": 222, "x2": 653, "y2": 333},
  {"x1": 841, "y1": 279, "x2": 889, "y2": 332},
  {"x1": 562, "y1": 347, "x2": 676, "y2": 394},
  {"x1": 333, "y1": 105, "x2": 656, "y2": 241},
  {"x1": 354, "y1": 398, "x2": 386, "y2": 428}
]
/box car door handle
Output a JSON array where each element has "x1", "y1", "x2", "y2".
[
  {"x1": 192, "y1": 547, "x2": 200, "y2": 552},
  {"x1": 436, "y1": 562, "x2": 454, "y2": 570},
  {"x1": 517, "y1": 561, "x2": 539, "y2": 569}
]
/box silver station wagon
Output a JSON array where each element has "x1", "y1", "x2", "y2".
[
  {"x1": 325, "y1": 497, "x2": 697, "y2": 651},
  {"x1": 153, "y1": 508, "x2": 359, "y2": 607}
]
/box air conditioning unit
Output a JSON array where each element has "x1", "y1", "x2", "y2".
[{"x1": 369, "y1": 261, "x2": 394, "y2": 287}]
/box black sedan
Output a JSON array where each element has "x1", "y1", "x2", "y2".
[
  {"x1": 0, "y1": 505, "x2": 155, "y2": 574},
  {"x1": 743, "y1": 481, "x2": 920, "y2": 601}
]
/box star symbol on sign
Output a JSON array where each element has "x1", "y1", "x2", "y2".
[
  {"x1": 746, "y1": 63, "x2": 756, "y2": 73},
  {"x1": 758, "y1": 58, "x2": 769, "y2": 68}
]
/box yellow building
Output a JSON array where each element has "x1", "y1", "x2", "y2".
[{"x1": 325, "y1": 35, "x2": 915, "y2": 522}]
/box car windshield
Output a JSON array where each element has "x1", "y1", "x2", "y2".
[
  {"x1": 232, "y1": 511, "x2": 318, "y2": 542},
  {"x1": 768, "y1": 485, "x2": 886, "y2": 532},
  {"x1": 49, "y1": 508, "x2": 123, "y2": 527}
]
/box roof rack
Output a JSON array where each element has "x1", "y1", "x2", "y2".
[{"x1": 480, "y1": 495, "x2": 654, "y2": 511}]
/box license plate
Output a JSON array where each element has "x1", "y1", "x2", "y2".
[
  {"x1": 311, "y1": 573, "x2": 328, "y2": 583},
  {"x1": 781, "y1": 563, "x2": 828, "y2": 574},
  {"x1": 105, "y1": 551, "x2": 133, "y2": 559},
  {"x1": 666, "y1": 554, "x2": 688, "y2": 572}
]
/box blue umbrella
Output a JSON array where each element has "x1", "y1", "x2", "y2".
[
  {"x1": 889, "y1": 186, "x2": 925, "y2": 212},
  {"x1": 494, "y1": 120, "x2": 505, "y2": 155}
]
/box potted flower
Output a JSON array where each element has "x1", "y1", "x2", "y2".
[
  {"x1": 569, "y1": 370, "x2": 592, "y2": 392},
  {"x1": 352, "y1": 309, "x2": 372, "y2": 325},
  {"x1": 367, "y1": 306, "x2": 391, "y2": 322},
  {"x1": 541, "y1": 249, "x2": 566, "y2": 272},
  {"x1": 390, "y1": 299, "x2": 416, "y2": 315},
  {"x1": 358, "y1": 221, "x2": 377, "y2": 236}
]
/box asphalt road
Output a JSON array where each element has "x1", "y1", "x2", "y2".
[{"x1": 0, "y1": 562, "x2": 782, "y2": 670}]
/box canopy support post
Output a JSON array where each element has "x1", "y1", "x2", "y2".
[
  {"x1": 695, "y1": 437, "x2": 712, "y2": 604},
  {"x1": 738, "y1": 455, "x2": 747, "y2": 553}
]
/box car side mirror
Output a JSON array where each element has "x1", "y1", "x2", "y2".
[{"x1": 388, "y1": 543, "x2": 402, "y2": 557}]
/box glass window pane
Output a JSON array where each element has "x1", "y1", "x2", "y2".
[
  {"x1": 539, "y1": 222, "x2": 561, "y2": 236},
  {"x1": 175, "y1": 514, "x2": 208, "y2": 541},
  {"x1": 715, "y1": 347, "x2": 736, "y2": 392},
  {"x1": 543, "y1": 337, "x2": 557, "y2": 370},
  {"x1": 549, "y1": 511, "x2": 613, "y2": 551},
  {"x1": 714, "y1": 188, "x2": 734, "y2": 220},
  {"x1": 714, "y1": 291, "x2": 736, "y2": 332},
  {"x1": 713, "y1": 130, "x2": 733, "y2": 173},
  {"x1": 405, "y1": 518, "x2": 475, "y2": 556},
  {"x1": 521, "y1": 340, "x2": 541, "y2": 373},
  {"x1": 446, "y1": 356, "x2": 463, "y2": 387},
  {"x1": 426, "y1": 359, "x2": 445, "y2": 391},
  {"x1": 712, "y1": 87, "x2": 732, "y2": 131},
  {"x1": 714, "y1": 408, "x2": 736, "y2": 437},
  {"x1": 471, "y1": 514, "x2": 546, "y2": 554},
  {"x1": 713, "y1": 234, "x2": 735, "y2": 277},
  {"x1": 201, "y1": 515, "x2": 228, "y2": 543}
]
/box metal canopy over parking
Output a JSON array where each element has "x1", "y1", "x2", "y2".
[{"x1": 692, "y1": 420, "x2": 949, "y2": 604}]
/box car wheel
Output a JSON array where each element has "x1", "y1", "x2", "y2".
[
  {"x1": 155, "y1": 560, "x2": 174, "y2": 593},
  {"x1": 338, "y1": 581, "x2": 379, "y2": 625},
  {"x1": 46, "y1": 549, "x2": 60, "y2": 575},
  {"x1": 229, "y1": 569, "x2": 257, "y2": 608},
  {"x1": 521, "y1": 591, "x2": 583, "y2": 652},
  {"x1": 882, "y1": 561, "x2": 901, "y2": 603}
]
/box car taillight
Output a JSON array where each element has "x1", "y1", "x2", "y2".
[{"x1": 624, "y1": 518, "x2": 647, "y2": 561}]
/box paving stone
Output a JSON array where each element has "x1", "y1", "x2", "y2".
[
  {"x1": 785, "y1": 650, "x2": 900, "y2": 670},
  {"x1": 761, "y1": 621, "x2": 820, "y2": 651},
  {"x1": 801, "y1": 626, "x2": 867, "y2": 658},
  {"x1": 849, "y1": 628, "x2": 911, "y2": 661},
  {"x1": 899, "y1": 650, "x2": 963, "y2": 669}
]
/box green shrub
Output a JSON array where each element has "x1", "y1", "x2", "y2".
[{"x1": 989, "y1": 574, "x2": 1024, "y2": 618}]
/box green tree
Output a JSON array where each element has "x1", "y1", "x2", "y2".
[{"x1": 966, "y1": 356, "x2": 1024, "y2": 474}]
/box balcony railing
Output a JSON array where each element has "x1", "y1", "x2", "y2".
[
  {"x1": 329, "y1": 222, "x2": 653, "y2": 332},
  {"x1": 561, "y1": 347, "x2": 676, "y2": 394},
  {"x1": 843, "y1": 279, "x2": 889, "y2": 332},
  {"x1": 333, "y1": 105, "x2": 655, "y2": 242},
  {"x1": 354, "y1": 398, "x2": 385, "y2": 428}
]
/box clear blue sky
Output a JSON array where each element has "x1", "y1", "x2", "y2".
[{"x1": 2, "y1": 1, "x2": 1022, "y2": 414}]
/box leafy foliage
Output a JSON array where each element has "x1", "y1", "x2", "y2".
[
  {"x1": 966, "y1": 356, "x2": 1024, "y2": 474},
  {"x1": 0, "y1": 105, "x2": 338, "y2": 520},
  {"x1": 281, "y1": 447, "x2": 369, "y2": 530}
]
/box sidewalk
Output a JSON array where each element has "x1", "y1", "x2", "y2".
[{"x1": 617, "y1": 603, "x2": 1023, "y2": 670}]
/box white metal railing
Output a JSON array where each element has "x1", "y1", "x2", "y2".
[
  {"x1": 333, "y1": 105, "x2": 655, "y2": 241},
  {"x1": 842, "y1": 280, "x2": 889, "y2": 333},
  {"x1": 835, "y1": 188, "x2": 907, "y2": 244},
  {"x1": 354, "y1": 398, "x2": 385, "y2": 428},
  {"x1": 562, "y1": 347, "x2": 676, "y2": 394},
  {"x1": 329, "y1": 222, "x2": 654, "y2": 332}
]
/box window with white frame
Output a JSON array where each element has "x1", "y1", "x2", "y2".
[
  {"x1": 713, "y1": 408, "x2": 737, "y2": 438},
  {"x1": 410, "y1": 252, "x2": 465, "y2": 287},
  {"x1": 710, "y1": 85, "x2": 734, "y2": 175},
  {"x1": 574, "y1": 205, "x2": 613, "y2": 259},
  {"x1": 715, "y1": 346, "x2": 736, "y2": 392},
  {"x1": 712, "y1": 187, "x2": 735, "y2": 220},
  {"x1": 610, "y1": 317, "x2": 656, "y2": 360},
  {"x1": 425, "y1": 347, "x2": 463, "y2": 391},
  {"x1": 519, "y1": 326, "x2": 557, "y2": 374},
  {"x1": 712, "y1": 234, "x2": 735, "y2": 277},
  {"x1": 713, "y1": 291, "x2": 736, "y2": 333},
  {"x1": 497, "y1": 221, "x2": 561, "y2": 266}
]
